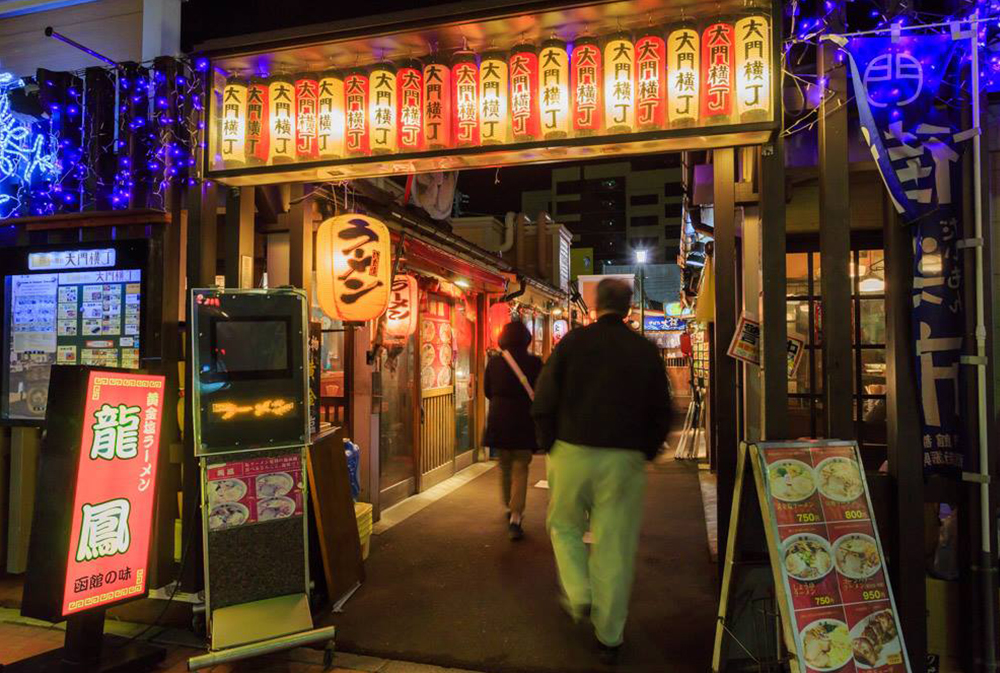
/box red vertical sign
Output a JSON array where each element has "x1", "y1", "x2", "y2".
[
  {"x1": 294, "y1": 75, "x2": 319, "y2": 160},
  {"x1": 62, "y1": 371, "x2": 165, "y2": 616},
  {"x1": 635, "y1": 33, "x2": 666, "y2": 129},
  {"x1": 397, "y1": 62, "x2": 424, "y2": 152},
  {"x1": 246, "y1": 79, "x2": 269, "y2": 165},
  {"x1": 701, "y1": 22, "x2": 734, "y2": 121},
  {"x1": 571, "y1": 38, "x2": 602, "y2": 135},
  {"x1": 344, "y1": 70, "x2": 370, "y2": 156}
]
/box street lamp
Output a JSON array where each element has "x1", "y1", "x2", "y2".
[{"x1": 636, "y1": 250, "x2": 647, "y2": 335}]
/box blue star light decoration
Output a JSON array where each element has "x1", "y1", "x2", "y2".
[{"x1": 0, "y1": 87, "x2": 60, "y2": 218}]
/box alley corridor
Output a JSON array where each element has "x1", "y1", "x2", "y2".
[{"x1": 325, "y1": 456, "x2": 718, "y2": 673}]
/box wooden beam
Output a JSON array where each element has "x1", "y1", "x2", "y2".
[
  {"x1": 817, "y1": 21, "x2": 854, "y2": 439},
  {"x1": 713, "y1": 147, "x2": 739, "y2": 555},
  {"x1": 224, "y1": 187, "x2": 255, "y2": 288},
  {"x1": 883, "y1": 195, "x2": 926, "y2": 672},
  {"x1": 760, "y1": 138, "x2": 788, "y2": 439},
  {"x1": 186, "y1": 181, "x2": 219, "y2": 288},
  {"x1": 286, "y1": 183, "x2": 314, "y2": 306}
]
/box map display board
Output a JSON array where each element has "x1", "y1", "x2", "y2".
[
  {"x1": 2, "y1": 242, "x2": 147, "y2": 422},
  {"x1": 714, "y1": 441, "x2": 910, "y2": 673}
]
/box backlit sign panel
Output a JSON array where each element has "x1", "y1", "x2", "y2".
[
  {"x1": 28, "y1": 248, "x2": 116, "y2": 271},
  {"x1": 62, "y1": 371, "x2": 164, "y2": 616}
]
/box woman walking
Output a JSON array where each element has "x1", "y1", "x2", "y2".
[{"x1": 483, "y1": 321, "x2": 543, "y2": 540}]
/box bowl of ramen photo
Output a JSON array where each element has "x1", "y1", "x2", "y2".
[
  {"x1": 816, "y1": 457, "x2": 865, "y2": 502},
  {"x1": 783, "y1": 533, "x2": 834, "y2": 582},
  {"x1": 768, "y1": 459, "x2": 816, "y2": 502},
  {"x1": 208, "y1": 478, "x2": 247, "y2": 504},
  {"x1": 208, "y1": 502, "x2": 249, "y2": 531},
  {"x1": 257, "y1": 496, "x2": 296, "y2": 521},
  {"x1": 800, "y1": 619, "x2": 853, "y2": 672},
  {"x1": 833, "y1": 533, "x2": 881, "y2": 580}
]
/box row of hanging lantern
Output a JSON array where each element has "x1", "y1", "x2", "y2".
[{"x1": 217, "y1": 15, "x2": 771, "y2": 168}]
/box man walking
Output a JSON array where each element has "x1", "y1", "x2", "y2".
[{"x1": 532, "y1": 278, "x2": 671, "y2": 664}]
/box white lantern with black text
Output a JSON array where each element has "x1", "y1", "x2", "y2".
[
  {"x1": 316, "y1": 215, "x2": 392, "y2": 322},
  {"x1": 479, "y1": 51, "x2": 509, "y2": 145},
  {"x1": 385, "y1": 275, "x2": 419, "y2": 343},
  {"x1": 667, "y1": 26, "x2": 700, "y2": 128},
  {"x1": 220, "y1": 77, "x2": 247, "y2": 168},
  {"x1": 735, "y1": 15, "x2": 771, "y2": 122},
  {"x1": 267, "y1": 75, "x2": 296, "y2": 164},
  {"x1": 604, "y1": 32, "x2": 635, "y2": 134},
  {"x1": 370, "y1": 62, "x2": 397, "y2": 155},
  {"x1": 317, "y1": 71, "x2": 345, "y2": 159}
]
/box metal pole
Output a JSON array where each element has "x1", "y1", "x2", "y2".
[
  {"x1": 44, "y1": 27, "x2": 119, "y2": 68},
  {"x1": 640, "y1": 265, "x2": 645, "y2": 336}
]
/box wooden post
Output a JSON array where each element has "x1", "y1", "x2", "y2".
[
  {"x1": 760, "y1": 139, "x2": 788, "y2": 440},
  {"x1": 287, "y1": 184, "x2": 314, "y2": 306},
  {"x1": 883, "y1": 194, "x2": 927, "y2": 672},
  {"x1": 224, "y1": 187, "x2": 255, "y2": 289},
  {"x1": 187, "y1": 181, "x2": 219, "y2": 287},
  {"x1": 741, "y1": 203, "x2": 763, "y2": 443},
  {"x1": 817, "y1": 15, "x2": 854, "y2": 439},
  {"x1": 713, "y1": 148, "x2": 739, "y2": 553}
]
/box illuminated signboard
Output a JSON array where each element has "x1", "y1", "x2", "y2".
[
  {"x1": 206, "y1": 14, "x2": 773, "y2": 183},
  {"x1": 28, "y1": 248, "x2": 116, "y2": 271},
  {"x1": 20, "y1": 366, "x2": 164, "y2": 622},
  {"x1": 62, "y1": 371, "x2": 164, "y2": 615}
]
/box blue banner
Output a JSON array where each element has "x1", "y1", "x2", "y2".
[
  {"x1": 644, "y1": 315, "x2": 687, "y2": 332},
  {"x1": 840, "y1": 32, "x2": 973, "y2": 474}
]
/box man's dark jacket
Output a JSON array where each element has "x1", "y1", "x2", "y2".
[{"x1": 531, "y1": 314, "x2": 672, "y2": 459}]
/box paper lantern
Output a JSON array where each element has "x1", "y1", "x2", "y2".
[
  {"x1": 667, "y1": 26, "x2": 700, "y2": 128},
  {"x1": 571, "y1": 37, "x2": 602, "y2": 136},
  {"x1": 344, "y1": 69, "x2": 370, "y2": 156},
  {"x1": 423, "y1": 57, "x2": 452, "y2": 149},
  {"x1": 735, "y1": 15, "x2": 771, "y2": 122},
  {"x1": 294, "y1": 73, "x2": 319, "y2": 161},
  {"x1": 635, "y1": 31, "x2": 666, "y2": 130},
  {"x1": 552, "y1": 318, "x2": 569, "y2": 344},
  {"x1": 397, "y1": 60, "x2": 424, "y2": 152},
  {"x1": 509, "y1": 45, "x2": 540, "y2": 142},
  {"x1": 451, "y1": 51, "x2": 479, "y2": 147},
  {"x1": 369, "y1": 62, "x2": 397, "y2": 155},
  {"x1": 479, "y1": 50, "x2": 509, "y2": 145},
  {"x1": 245, "y1": 78, "x2": 269, "y2": 165},
  {"x1": 539, "y1": 38, "x2": 570, "y2": 140},
  {"x1": 701, "y1": 22, "x2": 734, "y2": 123},
  {"x1": 604, "y1": 32, "x2": 635, "y2": 134},
  {"x1": 316, "y1": 214, "x2": 392, "y2": 322},
  {"x1": 267, "y1": 75, "x2": 296, "y2": 164},
  {"x1": 317, "y1": 70, "x2": 345, "y2": 159},
  {"x1": 220, "y1": 76, "x2": 247, "y2": 168},
  {"x1": 385, "y1": 274, "x2": 419, "y2": 342}
]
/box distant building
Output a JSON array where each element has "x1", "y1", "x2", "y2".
[{"x1": 520, "y1": 157, "x2": 684, "y2": 269}]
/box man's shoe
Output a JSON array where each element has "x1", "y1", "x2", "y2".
[
  {"x1": 508, "y1": 521, "x2": 524, "y2": 540},
  {"x1": 597, "y1": 641, "x2": 621, "y2": 666},
  {"x1": 558, "y1": 593, "x2": 591, "y2": 624}
]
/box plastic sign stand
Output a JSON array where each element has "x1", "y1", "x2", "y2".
[
  {"x1": 13, "y1": 366, "x2": 167, "y2": 673},
  {"x1": 188, "y1": 288, "x2": 334, "y2": 670},
  {"x1": 713, "y1": 441, "x2": 911, "y2": 673}
]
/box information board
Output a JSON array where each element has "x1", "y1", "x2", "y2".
[
  {"x1": 714, "y1": 441, "x2": 911, "y2": 673},
  {"x1": 2, "y1": 242, "x2": 147, "y2": 422},
  {"x1": 206, "y1": 454, "x2": 305, "y2": 532}
]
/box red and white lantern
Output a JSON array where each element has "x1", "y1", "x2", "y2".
[
  {"x1": 571, "y1": 37, "x2": 602, "y2": 136},
  {"x1": 635, "y1": 31, "x2": 666, "y2": 130},
  {"x1": 509, "y1": 45, "x2": 541, "y2": 142},
  {"x1": 451, "y1": 51, "x2": 479, "y2": 147},
  {"x1": 397, "y1": 60, "x2": 424, "y2": 152},
  {"x1": 539, "y1": 38, "x2": 570, "y2": 140},
  {"x1": 385, "y1": 275, "x2": 419, "y2": 343},
  {"x1": 701, "y1": 22, "x2": 735, "y2": 123},
  {"x1": 245, "y1": 78, "x2": 269, "y2": 165},
  {"x1": 294, "y1": 73, "x2": 319, "y2": 160}
]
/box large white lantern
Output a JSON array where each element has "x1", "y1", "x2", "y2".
[
  {"x1": 317, "y1": 70, "x2": 345, "y2": 159},
  {"x1": 479, "y1": 50, "x2": 509, "y2": 145},
  {"x1": 604, "y1": 32, "x2": 635, "y2": 134},
  {"x1": 667, "y1": 26, "x2": 700, "y2": 128},
  {"x1": 539, "y1": 38, "x2": 569, "y2": 140},
  {"x1": 220, "y1": 76, "x2": 247, "y2": 168},
  {"x1": 369, "y1": 61, "x2": 397, "y2": 155},
  {"x1": 316, "y1": 214, "x2": 392, "y2": 322},
  {"x1": 267, "y1": 74, "x2": 296, "y2": 164},
  {"x1": 735, "y1": 15, "x2": 771, "y2": 122}
]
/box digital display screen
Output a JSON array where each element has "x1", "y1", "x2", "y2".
[
  {"x1": 212, "y1": 319, "x2": 290, "y2": 375},
  {"x1": 3, "y1": 268, "x2": 142, "y2": 421}
]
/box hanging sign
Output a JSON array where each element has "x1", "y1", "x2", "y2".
[
  {"x1": 479, "y1": 51, "x2": 509, "y2": 145},
  {"x1": 317, "y1": 71, "x2": 345, "y2": 159},
  {"x1": 315, "y1": 214, "x2": 392, "y2": 322},
  {"x1": 370, "y1": 62, "x2": 397, "y2": 155},
  {"x1": 714, "y1": 441, "x2": 911, "y2": 673},
  {"x1": 452, "y1": 52, "x2": 480, "y2": 147},
  {"x1": 385, "y1": 274, "x2": 419, "y2": 342},
  {"x1": 701, "y1": 22, "x2": 735, "y2": 123},
  {"x1": 344, "y1": 69, "x2": 370, "y2": 156},
  {"x1": 571, "y1": 37, "x2": 602, "y2": 135},
  {"x1": 539, "y1": 38, "x2": 570, "y2": 140},
  {"x1": 509, "y1": 45, "x2": 541, "y2": 142},
  {"x1": 397, "y1": 60, "x2": 424, "y2": 152},
  {"x1": 726, "y1": 311, "x2": 761, "y2": 365},
  {"x1": 635, "y1": 31, "x2": 666, "y2": 130},
  {"x1": 422, "y1": 58, "x2": 452, "y2": 150},
  {"x1": 246, "y1": 79, "x2": 269, "y2": 165},
  {"x1": 294, "y1": 74, "x2": 319, "y2": 161},
  {"x1": 667, "y1": 26, "x2": 700, "y2": 127},
  {"x1": 220, "y1": 77, "x2": 247, "y2": 168},
  {"x1": 21, "y1": 367, "x2": 165, "y2": 622},
  {"x1": 735, "y1": 15, "x2": 771, "y2": 122},
  {"x1": 839, "y1": 32, "x2": 973, "y2": 473},
  {"x1": 604, "y1": 32, "x2": 636, "y2": 133},
  {"x1": 267, "y1": 76, "x2": 296, "y2": 164}
]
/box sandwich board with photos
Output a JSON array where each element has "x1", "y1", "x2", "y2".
[{"x1": 713, "y1": 440, "x2": 911, "y2": 673}]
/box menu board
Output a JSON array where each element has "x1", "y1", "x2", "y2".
[
  {"x1": 4, "y1": 269, "x2": 142, "y2": 421},
  {"x1": 755, "y1": 442, "x2": 910, "y2": 673},
  {"x1": 205, "y1": 454, "x2": 304, "y2": 532},
  {"x1": 419, "y1": 296, "x2": 453, "y2": 391}
]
